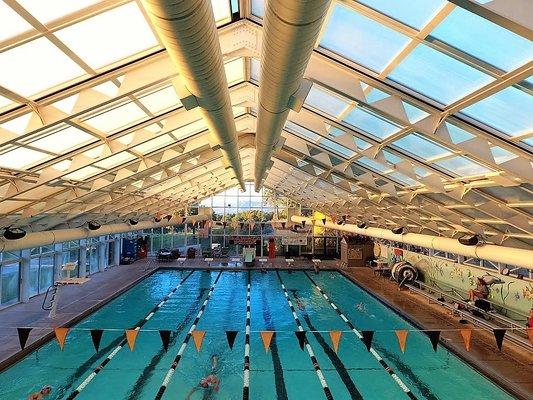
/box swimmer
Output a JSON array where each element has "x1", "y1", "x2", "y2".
[
  {"x1": 356, "y1": 302, "x2": 366, "y2": 313},
  {"x1": 28, "y1": 385, "x2": 51, "y2": 400},
  {"x1": 185, "y1": 355, "x2": 220, "y2": 399}
]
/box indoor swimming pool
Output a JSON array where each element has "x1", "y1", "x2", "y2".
[{"x1": 0, "y1": 270, "x2": 514, "y2": 399}]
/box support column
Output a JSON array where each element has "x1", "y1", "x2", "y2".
[
  {"x1": 20, "y1": 249, "x2": 31, "y2": 303},
  {"x1": 98, "y1": 237, "x2": 106, "y2": 273},
  {"x1": 114, "y1": 235, "x2": 121, "y2": 266},
  {"x1": 54, "y1": 243, "x2": 63, "y2": 281},
  {"x1": 78, "y1": 240, "x2": 87, "y2": 278}
]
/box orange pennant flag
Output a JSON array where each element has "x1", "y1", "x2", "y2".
[
  {"x1": 329, "y1": 330, "x2": 342, "y2": 353},
  {"x1": 125, "y1": 329, "x2": 139, "y2": 351},
  {"x1": 395, "y1": 330, "x2": 408, "y2": 353},
  {"x1": 260, "y1": 331, "x2": 274, "y2": 352},
  {"x1": 527, "y1": 328, "x2": 533, "y2": 346},
  {"x1": 460, "y1": 329, "x2": 473, "y2": 351},
  {"x1": 54, "y1": 327, "x2": 69, "y2": 351},
  {"x1": 192, "y1": 330, "x2": 206, "y2": 352}
]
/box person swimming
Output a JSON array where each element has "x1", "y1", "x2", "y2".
[
  {"x1": 185, "y1": 355, "x2": 220, "y2": 399},
  {"x1": 356, "y1": 302, "x2": 366, "y2": 313},
  {"x1": 28, "y1": 385, "x2": 51, "y2": 400}
]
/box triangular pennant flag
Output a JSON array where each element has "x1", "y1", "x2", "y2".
[
  {"x1": 460, "y1": 329, "x2": 472, "y2": 352},
  {"x1": 125, "y1": 329, "x2": 139, "y2": 351},
  {"x1": 260, "y1": 331, "x2": 274, "y2": 352},
  {"x1": 281, "y1": 222, "x2": 286, "y2": 229},
  {"x1": 395, "y1": 330, "x2": 408, "y2": 353},
  {"x1": 302, "y1": 220, "x2": 306, "y2": 227},
  {"x1": 527, "y1": 328, "x2": 533, "y2": 346},
  {"x1": 426, "y1": 330, "x2": 440, "y2": 352},
  {"x1": 493, "y1": 329, "x2": 506, "y2": 351},
  {"x1": 321, "y1": 218, "x2": 327, "y2": 225},
  {"x1": 295, "y1": 331, "x2": 307, "y2": 350},
  {"x1": 17, "y1": 328, "x2": 32, "y2": 350},
  {"x1": 90, "y1": 330, "x2": 104, "y2": 353},
  {"x1": 159, "y1": 330, "x2": 171, "y2": 351},
  {"x1": 361, "y1": 331, "x2": 374, "y2": 352},
  {"x1": 55, "y1": 327, "x2": 69, "y2": 351},
  {"x1": 192, "y1": 330, "x2": 205, "y2": 352},
  {"x1": 226, "y1": 331, "x2": 238, "y2": 350},
  {"x1": 329, "y1": 330, "x2": 342, "y2": 353}
]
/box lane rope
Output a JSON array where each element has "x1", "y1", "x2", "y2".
[
  {"x1": 154, "y1": 271, "x2": 223, "y2": 400},
  {"x1": 66, "y1": 270, "x2": 195, "y2": 399},
  {"x1": 304, "y1": 271, "x2": 418, "y2": 400},
  {"x1": 242, "y1": 271, "x2": 251, "y2": 400},
  {"x1": 275, "y1": 271, "x2": 334, "y2": 400}
]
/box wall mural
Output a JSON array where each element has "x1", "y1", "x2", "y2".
[{"x1": 379, "y1": 244, "x2": 532, "y2": 318}]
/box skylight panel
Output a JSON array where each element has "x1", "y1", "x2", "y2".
[
  {"x1": 251, "y1": 0, "x2": 264, "y2": 17},
  {"x1": 444, "y1": 121, "x2": 475, "y2": 144},
  {"x1": 133, "y1": 134, "x2": 174, "y2": 154},
  {"x1": 250, "y1": 58, "x2": 260, "y2": 81},
  {"x1": 320, "y1": 4, "x2": 410, "y2": 73},
  {"x1": 94, "y1": 151, "x2": 135, "y2": 169},
  {"x1": 388, "y1": 44, "x2": 494, "y2": 105},
  {"x1": 55, "y1": 2, "x2": 158, "y2": 70},
  {"x1": 0, "y1": 95, "x2": 15, "y2": 111},
  {"x1": 356, "y1": 156, "x2": 393, "y2": 174},
  {"x1": 491, "y1": 146, "x2": 517, "y2": 164},
  {"x1": 138, "y1": 86, "x2": 181, "y2": 114},
  {"x1": 0, "y1": 2, "x2": 33, "y2": 42},
  {"x1": 30, "y1": 125, "x2": 96, "y2": 153},
  {"x1": 392, "y1": 133, "x2": 452, "y2": 160},
  {"x1": 365, "y1": 87, "x2": 390, "y2": 103},
  {"x1": 284, "y1": 121, "x2": 320, "y2": 141},
  {"x1": 343, "y1": 107, "x2": 401, "y2": 140},
  {"x1": 63, "y1": 165, "x2": 100, "y2": 181},
  {"x1": 357, "y1": 0, "x2": 447, "y2": 30},
  {"x1": 402, "y1": 101, "x2": 429, "y2": 123},
  {"x1": 355, "y1": 137, "x2": 372, "y2": 150},
  {"x1": 17, "y1": 0, "x2": 101, "y2": 23},
  {"x1": 84, "y1": 101, "x2": 147, "y2": 134},
  {"x1": 388, "y1": 171, "x2": 419, "y2": 186},
  {"x1": 431, "y1": 7, "x2": 533, "y2": 71},
  {"x1": 0, "y1": 113, "x2": 31, "y2": 135},
  {"x1": 224, "y1": 58, "x2": 244, "y2": 85},
  {"x1": 320, "y1": 138, "x2": 354, "y2": 158},
  {"x1": 0, "y1": 147, "x2": 49, "y2": 169},
  {"x1": 171, "y1": 119, "x2": 208, "y2": 140},
  {"x1": 461, "y1": 86, "x2": 532, "y2": 137},
  {"x1": 305, "y1": 86, "x2": 350, "y2": 117},
  {"x1": 212, "y1": 0, "x2": 232, "y2": 25},
  {"x1": 0, "y1": 37, "x2": 85, "y2": 97},
  {"x1": 434, "y1": 155, "x2": 491, "y2": 176}
]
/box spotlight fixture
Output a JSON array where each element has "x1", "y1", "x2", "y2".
[
  {"x1": 458, "y1": 234, "x2": 479, "y2": 246},
  {"x1": 357, "y1": 222, "x2": 367, "y2": 229},
  {"x1": 3, "y1": 226, "x2": 26, "y2": 240},
  {"x1": 391, "y1": 226, "x2": 405, "y2": 235},
  {"x1": 88, "y1": 221, "x2": 101, "y2": 231},
  {"x1": 129, "y1": 218, "x2": 138, "y2": 226}
]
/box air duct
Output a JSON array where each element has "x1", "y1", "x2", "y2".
[
  {"x1": 291, "y1": 215, "x2": 533, "y2": 269},
  {"x1": 141, "y1": 0, "x2": 245, "y2": 190},
  {"x1": 254, "y1": 0, "x2": 331, "y2": 191}
]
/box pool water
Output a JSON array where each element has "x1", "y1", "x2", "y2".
[{"x1": 0, "y1": 270, "x2": 514, "y2": 399}]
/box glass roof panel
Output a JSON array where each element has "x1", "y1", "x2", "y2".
[
  {"x1": 388, "y1": 171, "x2": 419, "y2": 186},
  {"x1": 461, "y1": 86, "x2": 532, "y2": 137},
  {"x1": 388, "y1": 43, "x2": 494, "y2": 104},
  {"x1": 133, "y1": 134, "x2": 174, "y2": 155},
  {"x1": 30, "y1": 125, "x2": 96, "y2": 153},
  {"x1": 0, "y1": 37, "x2": 85, "y2": 97},
  {"x1": 224, "y1": 57, "x2": 244, "y2": 85},
  {"x1": 320, "y1": 138, "x2": 354, "y2": 158},
  {"x1": 0, "y1": 1, "x2": 33, "y2": 42},
  {"x1": 491, "y1": 146, "x2": 517, "y2": 164},
  {"x1": 16, "y1": 0, "x2": 101, "y2": 23},
  {"x1": 358, "y1": 0, "x2": 446, "y2": 30},
  {"x1": 285, "y1": 121, "x2": 320, "y2": 142},
  {"x1": 0, "y1": 94, "x2": 15, "y2": 112},
  {"x1": 94, "y1": 151, "x2": 135, "y2": 169},
  {"x1": 444, "y1": 121, "x2": 475, "y2": 144},
  {"x1": 138, "y1": 86, "x2": 181, "y2": 114},
  {"x1": 320, "y1": 4, "x2": 410, "y2": 73},
  {"x1": 212, "y1": 0, "x2": 232, "y2": 25},
  {"x1": 250, "y1": 58, "x2": 260, "y2": 81},
  {"x1": 402, "y1": 101, "x2": 429, "y2": 123},
  {"x1": 305, "y1": 86, "x2": 350, "y2": 117},
  {"x1": 434, "y1": 155, "x2": 491, "y2": 176},
  {"x1": 0, "y1": 113, "x2": 31, "y2": 135},
  {"x1": 251, "y1": 0, "x2": 264, "y2": 17},
  {"x1": 431, "y1": 7, "x2": 533, "y2": 71},
  {"x1": 0, "y1": 147, "x2": 49, "y2": 169},
  {"x1": 63, "y1": 165, "x2": 100, "y2": 181},
  {"x1": 343, "y1": 107, "x2": 401, "y2": 140},
  {"x1": 392, "y1": 133, "x2": 452, "y2": 160},
  {"x1": 84, "y1": 101, "x2": 147, "y2": 134},
  {"x1": 55, "y1": 2, "x2": 158, "y2": 70},
  {"x1": 356, "y1": 156, "x2": 393, "y2": 174},
  {"x1": 365, "y1": 87, "x2": 390, "y2": 103},
  {"x1": 171, "y1": 119, "x2": 208, "y2": 140}
]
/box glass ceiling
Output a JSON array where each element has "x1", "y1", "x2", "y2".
[{"x1": 0, "y1": 0, "x2": 530, "y2": 247}]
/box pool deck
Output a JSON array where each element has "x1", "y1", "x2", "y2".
[{"x1": 0, "y1": 257, "x2": 531, "y2": 399}]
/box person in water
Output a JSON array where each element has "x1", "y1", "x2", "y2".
[
  {"x1": 28, "y1": 385, "x2": 51, "y2": 400},
  {"x1": 186, "y1": 355, "x2": 220, "y2": 399}
]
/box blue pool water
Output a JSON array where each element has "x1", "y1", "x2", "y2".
[{"x1": 0, "y1": 270, "x2": 514, "y2": 399}]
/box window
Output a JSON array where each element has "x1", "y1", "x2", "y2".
[{"x1": 1, "y1": 262, "x2": 20, "y2": 306}]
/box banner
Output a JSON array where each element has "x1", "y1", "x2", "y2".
[
  {"x1": 229, "y1": 236, "x2": 261, "y2": 245},
  {"x1": 281, "y1": 236, "x2": 307, "y2": 246}
]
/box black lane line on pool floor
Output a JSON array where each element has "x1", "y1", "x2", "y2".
[
  {"x1": 259, "y1": 277, "x2": 289, "y2": 400},
  {"x1": 289, "y1": 289, "x2": 364, "y2": 400},
  {"x1": 154, "y1": 271, "x2": 223, "y2": 400},
  {"x1": 275, "y1": 271, "x2": 334, "y2": 400},
  {"x1": 126, "y1": 287, "x2": 209, "y2": 399},
  {"x1": 242, "y1": 271, "x2": 252, "y2": 400},
  {"x1": 65, "y1": 270, "x2": 196, "y2": 400},
  {"x1": 304, "y1": 271, "x2": 418, "y2": 400}
]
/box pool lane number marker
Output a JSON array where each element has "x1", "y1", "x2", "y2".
[
  {"x1": 242, "y1": 271, "x2": 251, "y2": 400},
  {"x1": 304, "y1": 271, "x2": 417, "y2": 400},
  {"x1": 65, "y1": 270, "x2": 196, "y2": 400},
  {"x1": 275, "y1": 271, "x2": 334, "y2": 400},
  {"x1": 154, "y1": 271, "x2": 223, "y2": 400}
]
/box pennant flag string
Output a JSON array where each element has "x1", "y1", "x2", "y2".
[
  {"x1": 493, "y1": 329, "x2": 506, "y2": 351},
  {"x1": 17, "y1": 327, "x2": 32, "y2": 351},
  {"x1": 260, "y1": 331, "x2": 274, "y2": 352},
  {"x1": 159, "y1": 330, "x2": 171, "y2": 351},
  {"x1": 329, "y1": 330, "x2": 342, "y2": 353},
  {"x1": 90, "y1": 329, "x2": 104, "y2": 353},
  {"x1": 226, "y1": 331, "x2": 238, "y2": 350},
  {"x1": 125, "y1": 329, "x2": 139, "y2": 351},
  {"x1": 192, "y1": 330, "x2": 206, "y2": 352},
  {"x1": 55, "y1": 327, "x2": 69, "y2": 351},
  {"x1": 361, "y1": 331, "x2": 374, "y2": 352},
  {"x1": 295, "y1": 331, "x2": 307, "y2": 350},
  {"x1": 396, "y1": 330, "x2": 408, "y2": 353},
  {"x1": 460, "y1": 329, "x2": 472, "y2": 352},
  {"x1": 426, "y1": 330, "x2": 440, "y2": 352}
]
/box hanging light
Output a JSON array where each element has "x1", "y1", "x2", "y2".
[
  {"x1": 357, "y1": 222, "x2": 367, "y2": 229},
  {"x1": 458, "y1": 234, "x2": 479, "y2": 246},
  {"x1": 129, "y1": 218, "x2": 138, "y2": 226},
  {"x1": 3, "y1": 227, "x2": 26, "y2": 240},
  {"x1": 88, "y1": 221, "x2": 101, "y2": 231},
  {"x1": 391, "y1": 226, "x2": 405, "y2": 235}
]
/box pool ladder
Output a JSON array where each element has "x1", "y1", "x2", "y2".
[{"x1": 42, "y1": 284, "x2": 59, "y2": 318}]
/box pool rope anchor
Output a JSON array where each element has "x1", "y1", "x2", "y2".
[
  {"x1": 154, "y1": 271, "x2": 223, "y2": 400},
  {"x1": 275, "y1": 271, "x2": 334, "y2": 400},
  {"x1": 65, "y1": 270, "x2": 196, "y2": 400},
  {"x1": 304, "y1": 271, "x2": 418, "y2": 400}
]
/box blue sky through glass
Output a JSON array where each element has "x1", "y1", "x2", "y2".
[{"x1": 358, "y1": 0, "x2": 446, "y2": 29}]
